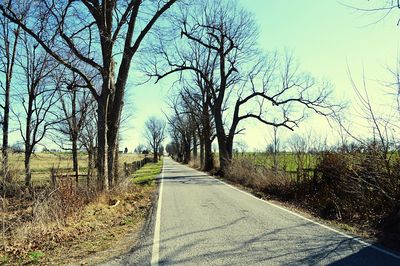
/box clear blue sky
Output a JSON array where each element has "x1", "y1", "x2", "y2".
[{"x1": 120, "y1": 0, "x2": 400, "y2": 152}]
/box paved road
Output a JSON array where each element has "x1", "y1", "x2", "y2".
[{"x1": 150, "y1": 157, "x2": 400, "y2": 266}]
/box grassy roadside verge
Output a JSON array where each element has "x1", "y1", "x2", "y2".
[{"x1": 1, "y1": 158, "x2": 163, "y2": 265}]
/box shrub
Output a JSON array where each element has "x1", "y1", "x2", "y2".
[
  {"x1": 226, "y1": 158, "x2": 294, "y2": 199},
  {"x1": 312, "y1": 150, "x2": 400, "y2": 228},
  {"x1": 226, "y1": 151, "x2": 400, "y2": 230}
]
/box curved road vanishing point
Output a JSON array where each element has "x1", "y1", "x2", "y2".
[{"x1": 105, "y1": 157, "x2": 400, "y2": 266}]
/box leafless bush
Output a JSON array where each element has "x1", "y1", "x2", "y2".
[
  {"x1": 32, "y1": 179, "x2": 88, "y2": 225},
  {"x1": 226, "y1": 148, "x2": 400, "y2": 230},
  {"x1": 226, "y1": 158, "x2": 293, "y2": 198},
  {"x1": 312, "y1": 146, "x2": 400, "y2": 228}
]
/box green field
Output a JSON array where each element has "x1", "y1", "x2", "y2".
[
  {"x1": 231, "y1": 150, "x2": 400, "y2": 176},
  {"x1": 232, "y1": 152, "x2": 318, "y2": 172},
  {"x1": 6, "y1": 152, "x2": 145, "y2": 184}
]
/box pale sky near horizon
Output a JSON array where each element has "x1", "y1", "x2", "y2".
[
  {"x1": 6, "y1": 0, "x2": 400, "y2": 152},
  {"x1": 119, "y1": 0, "x2": 400, "y2": 152}
]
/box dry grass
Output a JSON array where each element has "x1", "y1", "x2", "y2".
[
  {"x1": 7, "y1": 152, "x2": 144, "y2": 185},
  {"x1": 1, "y1": 159, "x2": 161, "y2": 265},
  {"x1": 225, "y1": 158, "x2": 293, "y2": 198}
]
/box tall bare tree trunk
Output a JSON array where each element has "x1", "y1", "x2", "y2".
[
  {"x1": 2, "y1": 78, "x2": 10, "y2": 181},
  {"x1": 24, "y1": 96, "x2": 33, "y2": 187},
  {"x1": 113, "y1": 139, "x2": 119, "y2": 184},
  {"x1": 97, "y1": 97, "x2": 109, "y2": 191},
  {"x1": 203, "y1": 100, "x2": 213, "y2": 171},
  {"x1": 24, "y1": 153, "x2": 31, "y2": 187},
  {"x1": 183, "y1": 138, "x2": 191, "y2": 164},
  {"x1": 204, "y1": 137, "x2": 213, "y2": 172},
  {"x1": 199, "y1": 131, "x2": 204, "y2": 168},
  {"x1": 1, "y1": 23, "x2": 19, "y2": 182},
  {"x1": 107, "y1": 96, "x2": 118, "y2": 187},
  {"x1": 153, "y1": 148, "x2": 158, "y2": 163},
  {"x1": 214, "y1": 107, "x2": 232, "y2": 175},
  {"x1": 71, "y1": 89, "x2": 79, "y2": 185},
  {"x1": 107, "y1": 141, "x2": 115, "y2": 187},
  {"x1": 193, "y1": 133, "x2": 198, "y2": 162},
  {"x1": 217, "y1": 141, "x2": 231, "y2": 176}
]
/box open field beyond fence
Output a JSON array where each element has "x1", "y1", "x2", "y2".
[{"x1": 5, "y1": 152, "x2": 146, "y2": 185}]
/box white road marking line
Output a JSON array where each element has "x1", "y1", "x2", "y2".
[
  {"x1": 151, "y1": 160, "x2": 165, "y2": 266},
  {"x1": 212, "y1": 176, "x2": 400, "y2": 260}
]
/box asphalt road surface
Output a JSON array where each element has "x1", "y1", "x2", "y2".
[{"x1": 149, "y1": 157, "x2": 400, "y2": 266}]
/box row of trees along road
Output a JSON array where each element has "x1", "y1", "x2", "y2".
[
  {"x1": 0, "y1": 0, "x2": 181, "y2": 190},
  {"x1": 152, "y1": 0, "x2": 341, "y2": 175}
]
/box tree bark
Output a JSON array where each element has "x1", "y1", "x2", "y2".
[
  {"x1": 183, "y1": 138, "x2": 191, "y2": 164},
  {"x1": 113, "y1": 139, "x2": 119, "y2": 184},
  {"x1": 213, "y1": 107, "x2": 232, "y2": 175},
  {"x1": 204, "y1": 136, "x2": 213, "y2": 172},
  {"x1": 71, "y1": 89, "x2": 79, "y2": 185},
  {"x1": 217, "y1": 141, "x2": 231, "y2": 176},
  {"x1": 107, "y1": 138, "x2": 116, "y2": 187},
  {"x1": 2, "y1": 78, "x2": 10, "y2": 181},
  {"x1": 24, "y1": 151, "x2": 31, "y2": 187},
  {"x1": 24, "y1": 94, "x2": 33, "y2": 187},
  {"x1": 202, "y1": 99, "x2": 213, "y2": 171},
  {"x1": 97, "y1": 96, "x2": 109, "y2": 191},
  {"x1": 193, "y1": 133, "x2": 198, "y2": 162},
  {"x1": 153, "y1": 150, "x2": 158, "y2": 163},
  {"x1": 199, "y1": 132, "x2": 204, "y2": 168},
  {"x1": 2, "y1": 24, "x2": 19, "y2": 182}
]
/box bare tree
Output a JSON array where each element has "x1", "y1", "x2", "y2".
[
  {"x1": 152, "y1": 0, "x2": 339, "y2": 175},
  {"x1": 0, "y1": 0, "x2": 182, "y2": 190},
  {"x1": 51, "y1": 72, "x2": 92, "y2": 185},
  {"x1": 265, "y1": 124, "x2": 280, "y2": 171},
  {"x1": 15, "y1": 33, "x2": 58, "y2": 187},
  {"x1": 288, "y1": 133, "x2": 310, "y2": 182},
  {"x1": 134, "y1": 144, "x2": 146, "y2": 155},
  {"x1": 336, "y1": 69, "x2": 396, "y2": 178},
  {"x1": 79, "y1": 103, "x2": 97, "y2": 187},
  {"x1": 0, "y1": 11, "x2": 21, "y2": 181},
  {"x1": 144, "y1": 117, "x2": 166, "y2": 163}
]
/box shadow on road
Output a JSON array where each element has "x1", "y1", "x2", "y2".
[
  {"x1": 105, "y1": 160, "x2": 400, "y2": 266},
  {"x1": 157, "y1": 219, "x2": 398, "y2": 265},
  {"x1": 160, "y1": 175, "x2": 221, "y2": 186}
]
